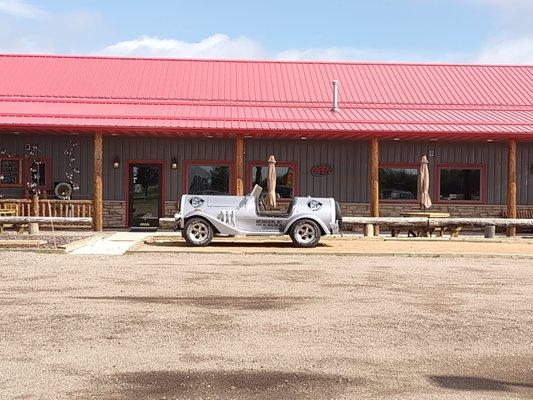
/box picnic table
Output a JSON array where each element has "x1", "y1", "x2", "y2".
[
  {"x1": 0, "y1": 207, "x2": 27, "y2": 233},
  {"x1": 389, "y1": 212, "x2": 461, "y2": 237}
]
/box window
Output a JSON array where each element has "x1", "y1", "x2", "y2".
[
  {"x1": 30, "y1": 161, "x2": 46, "y2": 187},
  {"x1": 25, "y1": 158, "x2": 52, "y2": 190},
  {"x1": 379, "y1": 167, "x2": 418, "y2": 200},
  {"x1": 0, "y1": 158, "x2": 22, "y2": 186},
  {"x1": 439, "y1": 167, "x2": 482, "y2": 202},
  {"x1": 250, "y1": 164, "x2": 296, "y2": 198},
  {"x1": 186, "y1": 163, "x2": 231, "y2": 195}
]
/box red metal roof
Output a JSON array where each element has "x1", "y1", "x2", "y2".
[{"x1": 0, "y1": 54, "x2": 532, "y2": 139}]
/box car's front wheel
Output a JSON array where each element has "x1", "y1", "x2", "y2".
[
  {"x1": 183, "y1": 218, "x2": 214, "y2": 246},
  {"x1": 289, "y1": 219, "x2": 321, "y2": 248}
]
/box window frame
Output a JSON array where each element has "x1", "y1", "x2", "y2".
[
  {"x1": 436, "y1": 163, "x2": 486, "y2": 204},
  {"x1": 25, "y1": 157, "x2": 53, "y2": 191},
  {"x1": 378, "y1": 163, "x2": 420, "y2": 203},
  {"x1": 0, "y1": 157, "x2": 23, "y2": 188},
  {"x1": 183, "y1": 160, "x2": 234, "y2": 195},
  {"x1": 246, "y1": 160, "x2": 299, "y2": 198}
]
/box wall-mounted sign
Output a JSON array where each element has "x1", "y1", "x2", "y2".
[{"x1": 310, "y1": 164, "x2": 333, "y2": 177}]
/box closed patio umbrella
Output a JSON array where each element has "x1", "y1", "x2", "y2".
[
  {"x1": 254, "y1": 166, "x2": 263, "y2": 186},
  {"x1": 418, "y1": 155, "x2": 432, "y2": 211},
  {"x1": 266, "y1": 155, "x2": 277, "y2": 210}
]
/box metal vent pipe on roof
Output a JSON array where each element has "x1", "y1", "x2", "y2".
[{"x1": 331, "y1": 80, "x2": 339, "y2": 112}]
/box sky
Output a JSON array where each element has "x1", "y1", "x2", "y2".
[{"x1": 0, "y1": 0, "x2": 533, "y2": 64}]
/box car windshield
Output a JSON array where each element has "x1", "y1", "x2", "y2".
[{"x1": 248, "y1": 184, "x2": 263, "y2": 199}]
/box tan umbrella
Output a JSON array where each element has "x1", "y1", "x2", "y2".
[
  {"x1": 418, "y1": 155, "x2": 432, "y2": 211},
  {"x1": 265, "y1": 155, "x2": 277, "y2": 210}
]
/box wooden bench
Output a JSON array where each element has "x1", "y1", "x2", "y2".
[
  {"x1": 390, "y1": 225, "x2": 462, "y2": 238},
  {"x1": 0, "y1": 206, "x2": 28, "y2": 234},
  {"x1": 343, "y1": 216, "x2": 533, "y2": 238},
  {"x1": 389, "y1": 212, "x2": 461, "y2": 238}
]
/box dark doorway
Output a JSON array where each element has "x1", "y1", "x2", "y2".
[{"x1": 128, "y1": 163, "x2": 162, "y2": 230}]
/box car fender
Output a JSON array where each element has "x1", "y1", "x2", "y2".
[
  {"x1": 183, "y1": 210, "x2": 241, "y2": 235},
  {"x1": 283, "y1": 214, "x2": 331, "y2": 235}
]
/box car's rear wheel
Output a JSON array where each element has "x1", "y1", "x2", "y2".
[
  {"x1": 183, "y1": 218, "x2": 214, "y2": 246},
  {"x1": 289, "y1": 219, "x2": 321, "y2": 248}
]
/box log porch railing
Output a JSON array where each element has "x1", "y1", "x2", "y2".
[{"x1": 0, "y1": 199, "x2": 93, "y2": 219}]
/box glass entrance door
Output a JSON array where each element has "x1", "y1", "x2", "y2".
[{"x1": 129, "y1": 163, "x2": 162, "y2": 229}]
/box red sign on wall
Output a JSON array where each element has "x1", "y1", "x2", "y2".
[{"x1": 310, "y1": 164, "x2": 334, "y2": 177}]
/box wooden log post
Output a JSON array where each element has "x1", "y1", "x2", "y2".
[
  {"x1": 484, "y1": 225, "x2": 496, "y2": 239},
  {"x1": 93, "y1": 131, "x2": 103, "y2": 231},
  {"x1": 234, "y1": 135, "x2": 245, "y2": 196},
  {"x1": 507, "y1": 138, "x2": 517, "y2": 237},
  {"x1": 370, "y1": 137, "x2": 380, "y2": 235},
  {"x1": 29, "y1": 194, "x2": 39, "y2": 235}
]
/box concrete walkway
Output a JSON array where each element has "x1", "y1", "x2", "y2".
[{"x1": 70, "y1": 232, "x2": 152, "y2": 255}]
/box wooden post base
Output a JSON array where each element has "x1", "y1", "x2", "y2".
[
  {"x1": 28, "y1": 222, "x2": 39, "y2": 235},
  {"x1": 484, "y1": 225, "x2": 496, "y2": 238}
]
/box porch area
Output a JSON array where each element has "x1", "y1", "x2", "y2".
[{"x1": 1, "y1": 131, "x2": 532, "y2": 237}]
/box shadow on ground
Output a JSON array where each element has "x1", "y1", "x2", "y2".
[
  {"x1": 147, "y1": 240, "x2": 329, "y2": 248},
  {"x1": 94, "y1": 370, "x2": 360, "y2": 400},
  {"x1": 72, "y1": 295, "x2": 312, "y2": 310},
  {"x1": 428, "y1": 375, "x2": 533, "y2": 392}
]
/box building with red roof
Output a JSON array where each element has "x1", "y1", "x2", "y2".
[{"x1": 0, "y1": 54, "x2": 532, "y2": 230}]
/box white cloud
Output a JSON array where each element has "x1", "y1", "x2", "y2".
[
  {"x1": 277, "y1": 47, "x2": 367, "y2": 61},
  {"x1": 275, "y1": 47, "x2": 455, "y2": 62},
  {"x1": 0, "y1": 0, "x2": 46, "y2": 19},
  {"x1": 477, "y1": 37, "x2": 533, "y2": 64},
  {"x1": 467, "y1": 0, "x2": 533, "y2": 64},
  {"x1": 98, "y1": 34, "x2": 265, "y2": 59},
  {"x1": 98, "y1": 35, "x2": 464, "y2": 63}
]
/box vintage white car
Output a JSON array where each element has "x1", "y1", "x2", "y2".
[{"x1": 174, "y1": 185, "x2": 342, "y2": 247}]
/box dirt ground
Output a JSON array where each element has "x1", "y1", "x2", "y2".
[
  {"x1": 0, "y1": 231, "x2": 101, "y2": 250},
  {"x1": 0, "y1": 252, "x2": 532, "y2": 400},
  {"x1": 136, "y1": 234, "x2": 533, "y2": 257}
]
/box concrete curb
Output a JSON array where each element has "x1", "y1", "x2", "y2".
[{"x1": 62, "y1": 234, "x2": 106, "y2": 253}]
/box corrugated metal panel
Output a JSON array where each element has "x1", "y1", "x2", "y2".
[
  {"x1": 0, "y1": 54, "x2": 532, "y2": 135},
  {"x1": 0, "y1": 133, "x2": 93, "y2": 198},
  {"x1": 2, "y1": 133, "x2": 532, "y2": 205},
  {"x1": 380, "y1": 141, "x2": 511, "y2": 204},
  {"x1": 103, "y1": 136, "x2": 234, "y2": 200},
  {"x1": 518, "y1": 143, "x2": 533, "y2": 205},
  {"x1": 245, "y1": 139, "x2": 368, "y2": 202}
]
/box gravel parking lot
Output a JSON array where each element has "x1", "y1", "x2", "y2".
[{"x1": 0, "y1": 252, "x2": 532, "y2": 399}]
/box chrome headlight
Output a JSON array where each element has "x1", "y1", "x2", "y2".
[
  {"x1": 307, "y1": 199, "x2": 323, "y2": 211},
  {"x1": 189, "y1": 197, "x2": 205, "y2": 208}
]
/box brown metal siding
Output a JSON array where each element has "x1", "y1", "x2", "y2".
[
  {"x1": 518, "y1": 143, "x2": 533, "y2": 205},
  {"x1": 380, "y1": 141, "x2": 515, "y2": 205},
  {"x1": 0, "y1": 133, "x2": 93, "y2": 199},
  {"x1": 2, "y1": 133, "x2": 532, "y2": 206},
  {"x1": 103, "y1": 136, "x2": 234, "y2": 201},
  {"x1": 245, "y1": 139, "x2": 369, "y2": 203},
  {"x1": 247, "y1": 139, "x2": 530, "y2": 205}
]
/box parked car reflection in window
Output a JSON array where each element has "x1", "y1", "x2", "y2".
[
  {"x1": 188, "y1": 165, "x2": 230, "y2": 195},
  {"x1": 379, "y1": 167, "x2": 418, "y2": 200}
]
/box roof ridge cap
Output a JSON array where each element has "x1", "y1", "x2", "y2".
[{"x1": 0, "y1": 52, "x2": 532, "y2": 68}]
